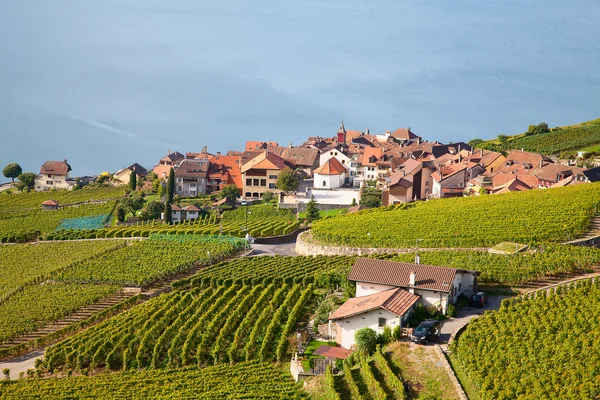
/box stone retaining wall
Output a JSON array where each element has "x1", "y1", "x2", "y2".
[
  {"x1": 435, "y1": 345, "x2": 469, "y2": 400},
  {"x1": 295, "y1": 231, "x2": 488, "y2": 256}
]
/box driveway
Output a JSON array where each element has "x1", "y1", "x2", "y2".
[
  {"x1": 439, "y1": 295, "x2": 509, "y2": 345},
  {"x1": 251, "y1": 242, "x2": 297, "y2": 256}
]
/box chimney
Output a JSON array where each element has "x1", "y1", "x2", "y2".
[
  {"x1": 366, "y1": 128, "x2": 370, "y2": 135},
  {"x1": 202, "y1": 146, "x2": 207, "y2": 154},
  {"x1": 385, "y1": 130, "x2": 391, "y2": 137},
  {"x1": 168, "y1": 149, "x2": 170, "y2": 155},
  {"x1": 409, "y1": 271, "x2": 416, "y2": 294},
  {"x1": 481, "y1": 148, "x2": 484, "y2": 157},
  {"x1": 539, "y1": 159, "x2": 543, "y2": 168},
  {"x1": 216, "y1": 151, "x2": 221, "y2": 156},
  {"x1": 63, "y1": 159, "x2": 68, "y2": 163}
]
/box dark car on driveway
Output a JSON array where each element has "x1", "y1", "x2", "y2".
[
  {"x1": 410, "y1": 320, "x2": 441, "y2": 344},
  {"x1": 469, "y1": 292, "x2": 488, "y2": 308}
]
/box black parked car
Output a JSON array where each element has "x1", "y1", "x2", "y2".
[
  {"x1": 410, "y1": 320, "x2": 441, "y2": 344},
  {"x1": 469, "y1": 292, "x2": 488, "y2": 308}
]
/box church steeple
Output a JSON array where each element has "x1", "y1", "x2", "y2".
[{"x1": 336, "y1": 120, "x2": 347, "y2": 144}]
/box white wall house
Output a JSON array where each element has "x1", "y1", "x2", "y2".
[
  {"x1": 319, "y1": 148, "x2": 351, "y2": 169},
  {"x1": 313, "y1": 157, "x2": 347, "y2": 189},
  {"x1": 329, "y1": 287, "x2": 420, "y2": 349},
  {"x1": 35, "y1": 160, "x2": 73, "y2": 191},
  {"x1": 330, "y1": 258, "x2": 480, "y2": 349}
]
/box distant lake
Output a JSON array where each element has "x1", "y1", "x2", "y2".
[{"x1": 1, "y1": 0, "x2": 599, "y2": 178}]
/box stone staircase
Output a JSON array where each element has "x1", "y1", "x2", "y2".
[
  {"x1": 584, "y1": 216, "x2": 600, "y2": 239},
  {"x1": 0, "y1": 290, "x2": 135, "y2": 350}
]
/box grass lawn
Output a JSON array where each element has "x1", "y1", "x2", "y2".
[
  {"x1": 301, "y1": 339, "x2": 337, "y2": 371},
  {"x1": 489, "y1": 242, "x2": 528, "y2": 254},
  {"x1": 579, "y1": 143, "x2": 600, "y2": 152},
  {"x1": 298, "y1": 208, "x2": 347, "y2": 220},
  {"x1": 145, "y1": 194, "x2": 159, "y2": 202}
]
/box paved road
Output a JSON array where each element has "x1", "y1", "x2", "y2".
[
  {"x1": 0, "y1": 349, "x2": 44, "y2": 380},
  {"x1": 439, "y1": 295, "x2": 508, "y2": 345},
  {"x1": 251, "y1": 242, "x2": 297, "y2": 256}
]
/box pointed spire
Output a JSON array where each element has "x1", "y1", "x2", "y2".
[{"x1": 337, "y1": 120, "x2": 346, "y2": 135}]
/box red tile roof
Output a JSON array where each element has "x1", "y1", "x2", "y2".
[
  {"x1": 40, "y1": 160, "x2": 71, "y2": 175},
  {"x1": 184, "y1": 205, "x2": 201, "y2": 211},
  {"x1": 174, "y1": 159, "x2": 209, "y2": 178},
  {"x1": 281, "y1": 147, "x2": 318, "y2": 168},
  {"x1": 171, "y1": 205, "x2": 182, "y2": 211},
  {"x1": 42, "y1": 199, "x2": 59, "y2": 206},
  {"x1": 245, "y1": 141, "x2": 279, "y2": 151},
  {"x1": 391, "y1": 128, "x2": 419, "y2": 141},
  {"x1": 209, "y1": 154, "x2": 243, "y2": 188},
  {"x1": 313, "y1": 157, "x2": 347, "y2": 176},
  {"x1": 160, "y1": 151, "x2": 185, "y2": 163},
  {"x1": 362, "y1": 147, "x2": 384, "y2": 167},
  {"x1": 241, "y1": 151, "x2": 291, "y2": 173},
  {"x1": 329, "y1": 288, "x2": 420, "y2": 320},
  {"x1": 312, "y1": 346, "x2": 353, "y2": 359},
  {"x1": 349, "y1": 258, "x2": 466, "y2": 292}
]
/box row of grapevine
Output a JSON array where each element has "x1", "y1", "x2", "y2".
[
  {"x1": 312, "y1": 183, "x2": 600, "y2": 248},
  {"x1": 451, "y1": 278, "x2": 600, "y2": 399},
  {"x1": 0, "y1": 361, "x2": 307, "y2": 399},
  {"x1": 56, "y1": 234, "x2": 245, "y2": 287},
  {"x1": 331, "y1": 349, "x2": 407, "y2": 399},
  {"x1": 42, "y1": 284, "x2": 314, "y2": 373}
]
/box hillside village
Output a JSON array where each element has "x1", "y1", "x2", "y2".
[{"x1": 1, "y1": 122, "x2": 600, "y2": 399}]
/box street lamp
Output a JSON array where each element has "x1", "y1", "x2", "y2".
[{"x1": 415, "y1": 238, "x2": 423, "y2": 264}]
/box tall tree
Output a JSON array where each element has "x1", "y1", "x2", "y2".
[
  {"x1": 164, "y1": 202, "x2": 172, "y2": 224},
  {"x1": 167, "y1": 167, "x2": 175, "y2": 203},
  {"x1": 129, "y1": 170, "x2": 137, "y2": 191},
  {"x1": 3, "y1": 163, "x2": 22, "y2": 183},
  {"x1": 17, "y1": 172, "x2": 36, "y2": 192},
  {"x1": 306, "y1": 195, "x2": 320, "y2": 219},
  {"x1": 276, "y1": 167, "x2": 299, "y2": 193}
]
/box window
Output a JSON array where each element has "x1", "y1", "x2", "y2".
[
  {"x1": 425, "y1": 181, "x2": 429, "y2": 186},
  {"x1": 260, "y1": 179, "x2": 266, "y2": 186},
  {"x1": 269, "y1": 175, "x2": 277, "y2": 180},
  {"x1": 253, "y1": 179, "x2": 259, "y2": 186},
  {"x1": 342, "y1": 160, "x2": 345, "y2": 164},
  {"x1": 46, "y1": 180, "x2": 53, "y2": 185},
  {"x1": 48, "y1": 174, "x2": 52, "y2": 178},
  {"x1": 245, "y1": 192, "x2": 251, "y2": 198},
  {"x1": 378, "y1": 318, "x2": 387, "y2": 328},
  {"x1": 246, "y1": 179, "x2": 252, "y2": 186},
  {"x1": 177, "y1": 186, "x2": 183, "y2": 192},
  {"x1": 323, "y1": 180, "x2": 327, "y2": 187},
  {"x1": 269, "y1": 183, "x2": 276, "y2": 189}
]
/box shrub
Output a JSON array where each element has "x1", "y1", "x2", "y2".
[{"x1": 355, "y1": 327, "x2": 377, "y2": 356}]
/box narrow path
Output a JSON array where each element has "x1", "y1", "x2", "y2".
[{"x1": 0, "y1": 349, "x2": 44, "y2": 379}]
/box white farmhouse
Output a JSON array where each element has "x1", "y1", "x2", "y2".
[
  {"x1": 313, "y1": 157, "x2": 347, "y2": 189},
  {"x1": 35, "y1": 160, "x2": 73, "y2": 191},
  {"x1": 329, "y1": 258, "x2": 480, "y2": 349}
]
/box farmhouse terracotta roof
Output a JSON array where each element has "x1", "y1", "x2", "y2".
[
  {"x1": 349, "y1": 258, "x2": 468, "y2": 293},
  {"x1": 184, "y1": 205, "x2": 201, "y2": 211},
  {"x1": 391, "y1": 128, "x2": 419, "y2": 141},
  {"x1": 531, "y1": 164, "x2": 585, "y2": 183},
  {"x1": 312, "y1": 346, "x2": 353, "y2": 360},
  {"x1": 245, "y1": 141, "x2": 279, "y2": 152},
  {"x1": 40, "y1": 160, "x2": 71, "y2": 175},
  {"x1": 281, "y1": 147, "x2": 319, "y2": 167},
  {"x1": 174, "y1": 159, "x2": 209, "y2": 178},
  {"x1": 42, "y1": 200, "x2": 59, "y2": 206},
  {"x1": 313, "y1": 157, "x2": 347, "y2": 176},
  {"x1": 329, "y1": 288, "x2": 420, "y2": 320},
  {"x1": 551, "y1": 175, "x2": 587, "y2": 188},
  {"x1": 161, "y1": 151, "x2": 185, "y2": 163},
  {"x1": 241, "y1": 151, "x2": 291, "y2": 173},
  {"x1": 171, "y1": 205, "x2": 182, "y2": 211}
]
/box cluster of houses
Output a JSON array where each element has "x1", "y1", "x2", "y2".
[{"x1": 33, "y1": 123, "x2": 599, "y2": 204}]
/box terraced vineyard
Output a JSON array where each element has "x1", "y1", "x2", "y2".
[
  {"x1": 42, "y1": 283, "x2": 313, "y2": 372},
  {"x1": 312, "y1": 183, "x2": 600, "y2": 248},
  {"x1": 476, "y1": 118, "x2": 600, "y2": 154},
  {"x1": 56, "y1": 234, "x2": 246, "y2": 287},
  {"x1": 174, "y1": 255, "x2": 354, "y2": 290},
  {"x1": 452, "y1": 278, "x2": 600, "y2": 399},
  {"x1": 0, "y1": 186, "x2": 124, "y2": 213},
  {"x1": 0, "y1": 361, "x2": 306, "y2": 399},
  {"x1": 326, "y1": 348, "x2": 407, "y2": 399},
  {"x1": 0, "y1": 241, "x2": 124, "y2": 301},
  {"x1": 0, "y1": 202, "x2": 117, "y2": 243},
  {"x1": 0, "y1": 283, "x2": 119, "y2": 345}
]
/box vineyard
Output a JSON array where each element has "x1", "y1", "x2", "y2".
[
  {"x1": 56, "y1": 234, "x2": 246, "y2": 287},
  {"x1": 0, "y1": 186, "x2": 124, "y2": 213},
  {"x1": 42, "y1": 283, "x2": 313, "y2": 372},
  {"x1": 325, "y1": 348, "x2": 407, "y2": 400},
  {"x1": 173, "y1": 255, "x2": 354, "y2": 290},
  {"x1": 0, "y1": 202, "x2": 117, "y2": 243},
  {"x1": 0, "y1": 361, "x2": 307, "y2": 399},
  {"x1": 312, "y1": 183, "x2": 600, "y2": 248},
  {"x1": 56, "y1": 214, "x2": 112, "y2": 230},
  {"x1": 476, "y1": 118, "x2": 600, "y2": 154},
  {"x1": 0, "y1": 241, "x2": 123, "y2": 301},
  {"x1": 0, "y1": 283, "x2": 119, "y2": 345},
  {"x1": 44, "y1": 214, "x2": 300, "y2": 241},
  {"x1": 385, "y1": 244, "x2": 600, "y2": 285},
  {"x1": 451, "y1": 278, "x2": 600, "y2": 399}
]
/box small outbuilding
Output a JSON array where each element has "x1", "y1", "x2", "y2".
[
  {"x1": 313, "y1": 157, "x2": 347, "y2": 189},
  {"x1": 42, "y1": 199, "x2": 60, "y2": 210}
]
